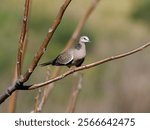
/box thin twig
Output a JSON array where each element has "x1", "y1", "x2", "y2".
[
  {"x1": 33, "y1": 67, "x2": 54, "y2": 112},
  {"x1": 64, "y1": 0, "x2": 100, "y2": 51},
  {"x1": 33, "y1": 89, "x2": 42, "y2": 112},
  {"x1": 21, "y1": 0, "x2": 72, "y2": 83},
  {"x1": 37, "y1": 83, "x2": 54, "y2": 112},
  {"x1": 66, "y1": 73, "x2": 83, "y2": 113},
  {"x1": 28, "y1": 41, "x2": 150, "y2": 90}
]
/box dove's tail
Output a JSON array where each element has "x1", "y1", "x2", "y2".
[{"x1": 39, "y1": 61, "x2": 53, "y2": 67}]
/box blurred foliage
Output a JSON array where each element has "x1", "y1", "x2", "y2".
[{"x1": 131, "y1": 0, "x2": 150, "y2": 26}]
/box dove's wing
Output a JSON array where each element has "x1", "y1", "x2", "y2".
[{"x1": 55, "y1": 50, "x2": 73, "y2": 65}]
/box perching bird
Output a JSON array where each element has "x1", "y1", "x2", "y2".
[{"x1": 40, "y1": 36, "x2": 90, "y2": 67}]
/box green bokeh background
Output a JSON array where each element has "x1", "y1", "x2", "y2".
[{"x1": 0, "y1": 0, "x2": 150, "y2": 112}]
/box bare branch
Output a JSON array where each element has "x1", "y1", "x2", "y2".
[
  {"x1": 0, "y1": 0, "x2": 72, "y2": 105},
  {"x1": 33, "y1": 89, "x2": 42, "y2": 112},
  {"x1": 66, "y1": 73, "x2": 83, "y2": 113},
  {"x1": 64, "y1": 0, "x2": 100, "y2": 51},
  {"x1": 0, "y1": 80, "x2": 22, "y2": 104},
  {"x1": 17, "y1": 0, "x2": 31, "y2": 77},
  {"x1": 21, "y1": 0, "x2": 72, "y2": 83},
  {"x1": 33, "y1": 67, "x2": 54, "y2": 112},
  {"x1": 37, "y1": 83, "x2": 54, "y2": 112},
  {"x1": 28, "y1": 41, "x2": 150, "y2": 90},
  {"x1": 8, "y1": 0, "x2": 31, "y2": 112},
  {"x1": 8, "y1": 65, "x2": 18, "y2": 112}
]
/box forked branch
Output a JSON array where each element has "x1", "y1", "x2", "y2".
[
  {"x1": 21, "y1": 0, "x2": 72, "y2": 83},
  {"x1": 0, "y1": 0, "x2": 72, "y2": 105}
]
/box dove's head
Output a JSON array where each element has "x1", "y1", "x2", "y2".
[{"x1": 79, "y1": 36, "x2": 90, "y2": 44}]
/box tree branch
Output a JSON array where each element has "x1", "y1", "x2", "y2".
[
  {"x1": 8, "y1": 0, "x2": 31, "y2": 112},
  {"x1": 33, "y1": 88, "x2": 42, "y2": 113},
  {"x1": 64, "y1": 0, "x2": 101, "y2": 51},
  {"x1": 66, "y1": 73, "x2": 83, "y2": 113},
  {"x1": 17, "y1": 0, "x2": 31, "y2": 77},
  {"x1": 0, "y1": 80, "x2": 22, "y2": 104},
  {"x1": 28, "y1": 41, "x2": 150, "y2": 90},
  {"x1": 0, "y1": 0, "x2": 72, "y2": 105},
  {"x1": 21, "y1": 0, "x2": 72, "y2": 83},
  {"x1": 32, "y1": 67, "x2": 54, "y2": 112}
]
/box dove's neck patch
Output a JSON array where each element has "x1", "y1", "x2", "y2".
[{"x1": 75, "y1": 43, "x2": 82, "y2": 50}]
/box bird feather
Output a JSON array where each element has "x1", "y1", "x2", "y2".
[{"x1": 54, "y1": 50, "x2": 73, "y2": 65}]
